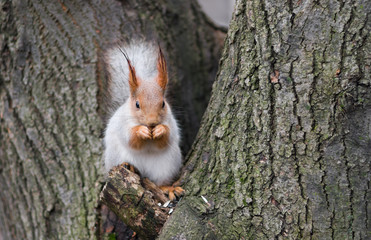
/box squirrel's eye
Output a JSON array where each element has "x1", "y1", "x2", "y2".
[
  {"x1": 162, "y1": 101, "x2": 165, "y2": 108},
  {"x1": 136, "y1": 101, "x2": 140, "y2": 109}
]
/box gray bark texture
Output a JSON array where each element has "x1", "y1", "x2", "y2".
[
  {"x1": 0, "y1": 0, "x2": 223, "y2": 239},
  {"x1": 160, "y1": 0, "x2": 371, "y2": 239},
  {"x1": 100, "y1": 166, "x2": 169, "y2": 240}
]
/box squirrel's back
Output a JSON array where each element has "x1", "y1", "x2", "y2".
[{"x1": 106, "y1": 42, "x2": 159, "y2": 112}]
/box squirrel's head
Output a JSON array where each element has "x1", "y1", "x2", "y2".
[{"x1": 125, "y1": 47, "x2": 169, "y2": 128}]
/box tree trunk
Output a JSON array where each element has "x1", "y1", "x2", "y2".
[
  {"x1": 160, "y1": 0, "x2": 371, "y2": 239},
  {"x1": 0, "y1": 0, "x2": 223, "y2": 239}
]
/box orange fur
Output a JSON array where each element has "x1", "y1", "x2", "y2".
[
  {"x1": 160, "y1": 185, "x2": 185, "y2": 201},
  {"x1": 129, "y1": 125, "x2": 151, "y2": 149},
  {"x1": 128, "y1": 66, "x2": 139, "y2": 93},
  {"x1": 129, "y1": 88, "x2": 167, "y2": 127},
  {"x1": 152, "y1": 124, "x2": 170, "y2": 149},
  {"x1": 124, "y1": 54, "x2": 139, "y2": 93},
  {"x1": 156, "y1": 47, "x2": 168, "y2": 90}
]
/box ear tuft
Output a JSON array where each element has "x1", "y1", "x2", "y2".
[
  {"x1": 119, "y1": 47, "x2": 139, "y2": 93},
  {"x1": 157, "y1": 46, "x2": 168, "y2": 90}
]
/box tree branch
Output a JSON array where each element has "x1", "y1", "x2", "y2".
[{"x1": 100, "y1": 165, "x2": 170, "y2": 239}]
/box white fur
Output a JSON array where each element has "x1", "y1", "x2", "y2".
[{"x1": 104, "y1": 43, "x2": 182, "y2": 185}]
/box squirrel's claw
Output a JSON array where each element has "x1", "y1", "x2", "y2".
[
  {"x1": 160, "y1": 185, "x2": 185, "y2": 201},
  {"x1": 174, "y1": 186, "x2": 185, "y2": 197}
]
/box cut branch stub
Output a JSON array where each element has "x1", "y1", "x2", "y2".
[{"x1": 100, "y1": 165, "x2": 169, "y2": 239}]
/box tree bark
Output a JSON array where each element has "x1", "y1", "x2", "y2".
[
  {"x1": 2, "y1": 0, "x2": 370, "y2": 239},
  {"x1": 100, "y1": 166, "x2": 169, "y2": 240},
  {"x1": 160, "y1": 0, "x2": 371, "y2": 239},
  {"x1": 0, "y1": 0, "x2": 223, "y2": 239}
]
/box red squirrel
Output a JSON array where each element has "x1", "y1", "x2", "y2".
[{"x1": 104, "y1": 42, "x2": 184, "y2": 200}]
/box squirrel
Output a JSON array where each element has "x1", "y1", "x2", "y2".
[{"x1": 103, "y1": 42, "x2": 184, "y2": 200}]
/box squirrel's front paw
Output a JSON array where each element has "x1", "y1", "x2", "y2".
[
  {"x1": 135, "y1": 125, "x2": 152, "y2": 140},
  {"x1": 129, "y1": 125, "x2": 151, "y2": 149},
  {"x1": 152, "y1": 124, "x2": 169, "y2": 139}
]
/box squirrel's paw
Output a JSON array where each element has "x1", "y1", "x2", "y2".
[
  {"x1": 152, "y1": 124, "x2": 169, "y2": 139},
  {"x1": 136, "y1": 125, "x2": 152, "y2": 140},
  {"x1": 121, "y1": 162, "x2": 136, "y2": 173},
  {"x1": 160, "y1": 185, "x2": 185, "y2": 201}
]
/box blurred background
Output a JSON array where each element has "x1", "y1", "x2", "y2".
[{"x1": 198, "y1": 0, "x2": 235, "y2": 27}]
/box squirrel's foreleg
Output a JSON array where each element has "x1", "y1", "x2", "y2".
[
  {"x1": 129, "y1": 125, "x2": 152, "y2": 149},
  {"x1": 152, "y1": 124, "x2": 170, "y2": 148}
]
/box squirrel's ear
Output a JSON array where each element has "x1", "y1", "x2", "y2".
[
  {"x1": 127, "y1": 60, "x2": 139, "y2": 93},
  {"x1": 157, "y1": 47, "x2": 168, "y2": 90},
  {"x1": 119, "y1": 48, "x2": 139, "y2": 93}
]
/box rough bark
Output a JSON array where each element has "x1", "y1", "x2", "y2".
[
  {"x1": 160, "y1": 0, "x2": 371, "y2": 239},
  {"x1": 100, "y1": 165, "x2": 169, "y2": 240},
  {"x1": 0, "y1": 0, "x2": 223, "y2": 239}
]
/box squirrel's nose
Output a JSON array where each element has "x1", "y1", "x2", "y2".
[{"x1": 147, "y1": 115, "x2": 159, "y2": 128}]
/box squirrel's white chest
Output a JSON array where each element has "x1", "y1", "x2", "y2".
[{"x1": 125, "y1": 145, "x2": 182, "y2": 185}]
